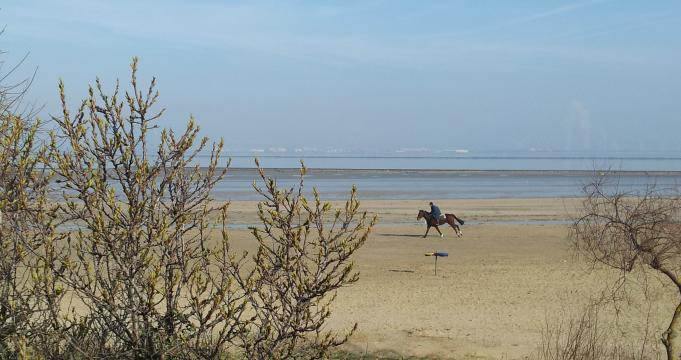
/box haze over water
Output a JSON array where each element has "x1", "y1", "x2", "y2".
[
  {"x1": 201, "y1": 149, "x2": 681, "y2": 201},
  {"x1": 221, "y1": 149, "x2": 681, "y2": 171}
]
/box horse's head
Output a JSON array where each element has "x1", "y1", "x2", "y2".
[{"x1": 417, "y1": 210, "x2": 426, "y2": 220}]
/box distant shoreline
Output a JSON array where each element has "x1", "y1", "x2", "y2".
[
  {"x1": 221, "y1": 154, "x2": 681, "y2": 160},
  {"x1": 51, "y1": 168, "x2": 681, "y2": 201},
  {"x1": 124, "y1": 152, "x2": 681, "y2": 172},
  {"x1": 215, "y1": 167, "x2": 681, "y2": 176}
]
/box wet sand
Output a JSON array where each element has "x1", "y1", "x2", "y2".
[{"x1": 223, "y1": 198, "x2": 675, "y2": 359}]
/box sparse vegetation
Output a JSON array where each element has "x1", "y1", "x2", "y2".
[
  {"x1": 0, "y1": 44, "x2": 61, "y2": 358},
  {"x1": 234, "y1": 161, "x2": 376, "y2": 359},
  {"x1": 570, "y1": 176, "x2": 681, "y2": 360},
  {"x1": 0, "y1": 57, "x2": 375, "y2": 358},
  {"x1": 535, "y1": 303, "x2": 659, "y2": 360}
]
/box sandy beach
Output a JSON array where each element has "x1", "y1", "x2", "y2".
[
  {"x1": 224, "y1": 198, "x2": 676, "y2": 359},
  {"x1": 6, "y1": 2, "x2": 680, "y2": 358}
]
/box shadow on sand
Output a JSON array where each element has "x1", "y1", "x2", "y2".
[{"x1": 379, "y1": 233, "x2": 423, "y2": 238}]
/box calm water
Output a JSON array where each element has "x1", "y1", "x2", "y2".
[
  {"x1": 215, "y1": 168, "x2": 681, "y2": 201},
  {"x1": 201, "y1": 151, "x2": 681, "y2": 200},
  {"x1": 220, "y1": 150, "x2": 681, "y2": 171},
  {"x1": 69, "y1": 151, "x2": 681, "y2": 201}
]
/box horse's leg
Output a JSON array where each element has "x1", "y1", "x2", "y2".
[
  {"x1": 450, "y1": 220, "x2": 462, "y2": 237},
  {"x1": 423, "y1": 225, "x2": 430, "y2": 238},
  {"x1": 434, "y1": 225, "x2": 443, "y2": 238},
  {"x1": 446, "y1": 216, "x2": 462, "y2": 237}
]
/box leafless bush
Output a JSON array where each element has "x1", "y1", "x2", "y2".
[
  {"x1": 536, "y1": 303, "x2": 660, "y2": 360},
  {"x1": 0, "y1": 32, "x2": 39, "y2": 120},
  {"x1": 572, "y1": 175, "x2": 681, "y2": 360}
]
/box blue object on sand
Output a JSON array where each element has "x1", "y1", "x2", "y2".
[
  {"x1": 424, "y1": 251, "x2": 448, "y2": 275},
  {"x1": 424, "y1": 252, "x2": 448, "y2": 257}
]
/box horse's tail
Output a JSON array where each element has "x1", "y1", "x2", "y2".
[{"x1": 454, "y1": 215, "x2": 464, "y2": 225}]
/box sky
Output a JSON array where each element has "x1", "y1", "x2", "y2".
[{"x1": 1, "y1": 0, "x2": 681, "y2": 153}]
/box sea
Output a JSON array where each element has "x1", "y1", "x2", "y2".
[{"x1": 200, "y1": 150, "x2": 681, "y2": 201}]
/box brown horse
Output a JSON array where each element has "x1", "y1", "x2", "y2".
[{"x1": 417, "y1": 210, "x2": 464, "y2": 238}]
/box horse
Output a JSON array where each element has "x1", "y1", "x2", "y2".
[{"x1": 417, "y1": 210, "x2": 464, "y2": 238}]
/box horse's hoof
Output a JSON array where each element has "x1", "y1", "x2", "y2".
[
  {"x1": 440, "y1": 234, "x2": 444, "y2": 238},
  {"x1": 423, "y1": 236, "x2": 427, "y2": 239}
]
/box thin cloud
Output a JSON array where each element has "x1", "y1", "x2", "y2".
[
  {"x1": 506, "y1": 0, "x2": 607, "y2": 26},
  {"x1": 4, "y1": 0, "x2": 676, "y2": 69}
]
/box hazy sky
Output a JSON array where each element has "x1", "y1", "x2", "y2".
[{"x1": 2, "y1": 1, "x2": 681, "y2": 153}]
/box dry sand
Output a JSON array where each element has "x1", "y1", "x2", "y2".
[{"x1": 224, "y1": 198, "x2": 676, "y2": 359}]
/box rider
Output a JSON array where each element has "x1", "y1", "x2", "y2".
[{"x1": 429, "y1": 201, "x2": 442, "y2": 226}]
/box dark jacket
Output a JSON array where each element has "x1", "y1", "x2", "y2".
[{"x1": 430, "y1": 204, "x2": 442, "y2": 220}]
